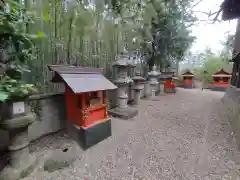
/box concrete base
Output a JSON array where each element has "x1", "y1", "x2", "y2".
[
  {"x1": 127, "y1": 99, "x2": 134, "y2": 105},
  {"x1": 0, "y1": 155, "x2": 37, "y2": 180},
  {"x1": 73, "y1": 119, "x2": 112, "y2": 150},
  {"x1": 155, "y1": 91, "x2": 160, "y2": 95},
  {"x1": 212, "y1": 85, "x2": 228, "y2": 92},
  {"x1": 43, "y1": 147, "x2": 77, "y2": 172},
  {"x1": 108, "y1": 107, "x2": 138, "y2": 120},
  {"x1": 221, "y1": 86, "x2": 240, "y2": 149},
  {"x1": 164, "y1": 88, "x2": 176, "y2": 93},
  {"x1": 142, "y1": 95, "x2": 159, "y2": 101},
  {"x1": 184, "y1": 84, "x2": 193, "y2": 89}
]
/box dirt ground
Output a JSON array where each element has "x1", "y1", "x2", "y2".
[{"x1": 23, "y1": 88, "x2": 240, "y2": 180}]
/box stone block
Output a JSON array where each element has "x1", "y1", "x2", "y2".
[
  {"x1": 28, "y1": 93, "x2": 66, "y2": 141},
  {"x1": 0, "y1": 102, "x2": 27, "y2": 121},
  {"x1": 43, "y1": 147, "x2": 77, "y2": 172},
  {"x1": 0, "y1": 93, "x2": 66, "y2": 152},
  {"x1": 108, "y1": 107, "x2": 138, "y2": 120},
  {"x1": 221, "y1": 87, "x2": 240, "y2": 149},
  {"x1": 164, "y1": 88, "x2": 176, "y2": 93},
  {"x1": 184, "y1": 84, "x2": 193, "y2": 89},
  {"x1": 0, "y1": 155, "x2": 37, "y2": 180},
  {"x1": 212, "y1": 85, "x2": 227, "y2": 92},
  {"x1": 67, "y1": 119, "x2": 112, "y2": 150}
]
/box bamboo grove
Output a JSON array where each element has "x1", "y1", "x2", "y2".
[{"x1": 1, "y1": 0, "x2": 196, "y2": 93}]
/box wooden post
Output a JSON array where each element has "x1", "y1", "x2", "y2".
[
  {"x1": 237, "y1": 63, "x2": 240, "y2": 88},
  {"x1": 102, "y1": 91, "x2": 107, "y2": 104},
  {"x1": 102, "y1": 91, "x2": 108, "y2": 118},
  {"x1": 231, "y1": 62, "x2": 236, "y2": 86}
]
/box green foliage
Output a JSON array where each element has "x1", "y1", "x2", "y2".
[
  {"x1": 137, "y1": 0, "x2": 196, "y2": 69},
  {"x1": 193, "y1": 55, "x2": 229, "y2": 83},
  {"x1": 0, "y1": 75, "x2": 38, "y2": 102},
  {"x1": 5, "y1": 0, "x2": 197, "y2": 94},
  {"x1": 0, "y1": 0, "x2": 44, "y2": 101},
  {"x1": 220, "y1": 33, "x2": 235, "y2": 60},
  {"x1": 0, "y1": 0, "x2": 46, "y2": 71}
]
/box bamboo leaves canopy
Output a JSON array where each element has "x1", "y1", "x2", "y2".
[{"x1": 4, "y1": 0, "x2": 196, "y2": 93}]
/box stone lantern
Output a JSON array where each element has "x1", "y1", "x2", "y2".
[
  {"x1": 127, "y1": 55, "x2": 136, "y2": 104},
  {"x1": 158, "y1": 69, "x2": 165, "y2": 93},
  {"x1": 0, "y1": 102, "x2": 37, "y2": 180},
  {"x1": 108, "y1": 53, "x2": 138, "y2": 119},
  {"x1": 148, "y1": 65, "x2": 159, "y2": 100},
  {"x1": 132, "y1": 71, "x2": 145, "y2": 105},
  {"x1": 142, "y1": 55, "x2": 151, "y2": 98},
  {"x1": 156, "y1": 67, "x2": 161, "y2": 95}
]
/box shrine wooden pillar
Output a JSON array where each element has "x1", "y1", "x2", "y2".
[{"x1": 231, "y1": 60, "x2": 237, "y2": 86}]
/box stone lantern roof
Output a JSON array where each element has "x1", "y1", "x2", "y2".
[
  {"x1": 148, "y1": 65, "x2": 160, "y2": 77},
  {"x1": 132, "y1": 71, "x2": 145, "y2": 82},
  {"x1": 113, "y1": 51, "x2": 137, "y2": 68},
  {"x1": 128, "y1": 56, "x2": 137, "y2": 68},
  {"x1": 112, "y1": 54, "x2": 129, "y2": 67}
]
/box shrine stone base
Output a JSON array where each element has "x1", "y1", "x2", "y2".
[
  {"x1": 108, "y1": 107, "x2": 138, "y2": 120},
  {"x1": 212, "y1": 85, "x2": 227, "y2": 92},
  {"x1": 0, "y1": 113, "x2": 37, "y2": 180},
  {"x1": 0, "y1": 154, "x2": 37, "y2": 180},
  {"x1": 69, "y1": 119, "x2": 112, "y2": 150},
  {"x1": 143, "y1": 95, "x2": 159, "y2": 101},
  {"x1": 184, "y1": 84, "x2": 194, "y2": 89},
  {"x1": 221, "y1": 86, "x2": 240, "y2": 149},
  {"x1": 164, "y1": 88, "x2": 176, "y2": 93}
]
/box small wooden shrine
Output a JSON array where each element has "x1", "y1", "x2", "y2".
[
  {"x1": 160, "y1": 71, "x2": 176, "y2": 93},
  {"x1": 182, "y1": 70, "x2": 194, "y2": 89},
  {"x1": 212, "y1": 68, "x2": 231, "y2": 91},
  {"x1": 48, "y1": 65, "x2": 117, "y2": 149}
]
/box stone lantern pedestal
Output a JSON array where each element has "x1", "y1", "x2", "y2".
[
  {"x1": 148, "y1": 65, "x2": 159, "y2": 100},
  {"x1": 160, "y1": 81, "x2": 165, "y2": 93},
  {"x1": 127, "y1": 57, "x2": 136, "y2": 104},
  {"x1": 156, "y1": 72, "x2": 162, "y2": 95},
  {"x1": 0, "y1": 101, "x2": 37, "y2": 180},
  {"x1": 108, "y1": 54, "x2": 138, "y2": 120},
  {"x1": 132, "y1": 71, "x2": 145, "y2": 106},
  {"x1": 143, "y1": 77, "x2": 151, "y2": 98}
]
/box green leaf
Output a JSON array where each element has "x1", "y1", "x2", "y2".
[
  {"x1": 0, "y1": 92, "x2": 9, "y2": 102},
  {"x1": 43, "y1": 11, "x2": 49, "y2": 21},
  {"x1": 36, "y1": 31, "x2": 47, "y2": 38}
]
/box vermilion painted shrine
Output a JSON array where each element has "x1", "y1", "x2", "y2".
[
  {"x1": 181, "y1": 70, "x2": 195, "y2": 89},
  {"x1": 48, "y1": 65, "x2": 117, "y2": 149},
  {"x1": 160, "y1": 70, "x2": 176, "y2": 93},
  {"x1": 211, "y1": 68, "x2": 231, "y2": 92}
]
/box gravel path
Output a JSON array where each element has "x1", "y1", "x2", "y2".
[{"x1": 26, "y1": 88, "x2": 240, "y2": 180}]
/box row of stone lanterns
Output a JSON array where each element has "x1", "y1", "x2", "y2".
[
  {"x1": 109, "y1": 51, "x2": 161, "y2": 119},
  {"x1": 108, "y1": 52, "x2": 139, "y2": 119}
]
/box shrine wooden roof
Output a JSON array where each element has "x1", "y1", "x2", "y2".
[
  {"x1": 212, "y1": 68, "x2": 232, "y2": 77},
  {"x1": 159, "y1": 71, "x2": 175, "y2": 79},
  {"x1": 181, "y1": 70, "x2": 194, "y2": 77},
  {"x1": 48, "y1": 65, "x2": 117, "y2": 93},
  {"x1": 161, "y1": 71, "x2": 175, "y2": 75}
]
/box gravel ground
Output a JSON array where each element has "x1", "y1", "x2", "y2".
[{"x1": 25, "y1": 88, "x2": 240, "y2": 180}]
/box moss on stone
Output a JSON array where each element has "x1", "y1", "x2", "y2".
[{"x1": 43, "y1": 159, "x2": 71, "y2": 172}]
